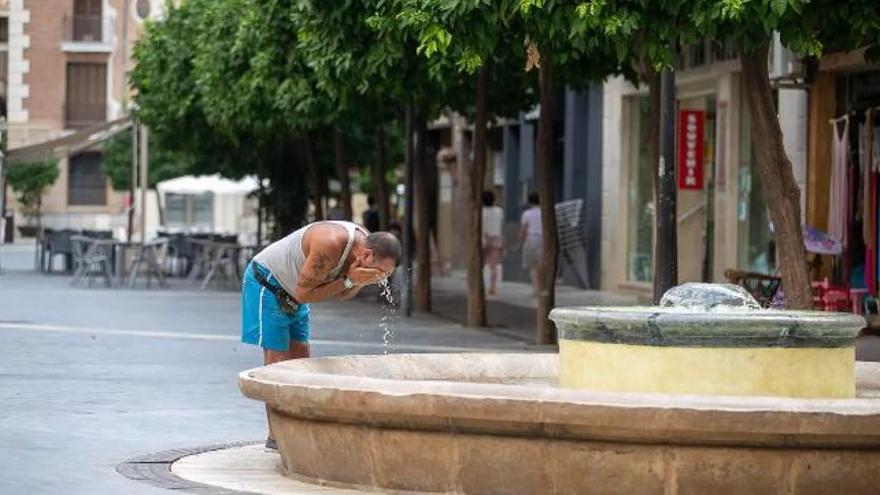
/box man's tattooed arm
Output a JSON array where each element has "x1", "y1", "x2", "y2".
[
  {"x1": 296, "y1": 253, "x2": 330, "y2": 289},
  {"x1": 293, "y1": 244, "x2": 347, "y2": 303}
]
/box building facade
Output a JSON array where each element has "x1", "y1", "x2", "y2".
[
  {"x1": 5, "y1": 0, "x2": 160, "y2": 233},
  {"x1": 600, "y1": 40, "x2": 809, "y2": 298},
  {"x1": 432, "y1": 86, "x2": 605, "y2": 289}
]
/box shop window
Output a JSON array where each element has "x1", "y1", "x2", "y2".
[
  {"x1": 737, "y1": 95, "x2": 775, "y2": 273},
  {"x1": 625, "y1": 96, "x2": 655, "y2": 282},
  {"x1": 68, "y1": 152, "x2": 107, "y2": 206}
]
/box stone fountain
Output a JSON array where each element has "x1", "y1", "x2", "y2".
[{"x1": 239, "y1": 284, "x2": 880, "y2": 494}]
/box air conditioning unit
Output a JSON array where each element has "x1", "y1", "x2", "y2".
[{"x1": 768, "y1": 33, "x2": 815, "y2": 88}]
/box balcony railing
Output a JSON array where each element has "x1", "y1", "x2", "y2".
[{"x1": 62, "y1": 14, "x2": 113, "y2": 45}]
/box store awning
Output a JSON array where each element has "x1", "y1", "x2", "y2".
[{"x1": 6, "y1": 117, "x2": 132, "y2": 164}]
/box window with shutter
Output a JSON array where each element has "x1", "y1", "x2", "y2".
[
  {"x1": 66, "y1": 63, "x2": 107, "y2": 127},
  {"x1": 68, "y1": 152, "x2": 107, "y2": 206}
]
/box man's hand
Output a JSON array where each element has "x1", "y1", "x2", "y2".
[{"x1": 347, "y1": 265, "x2": 386, "y2": 286}]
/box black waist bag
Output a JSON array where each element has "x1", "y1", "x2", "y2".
[{"x1": 252, "y1": 268, "x2": 301, "y2": 314}]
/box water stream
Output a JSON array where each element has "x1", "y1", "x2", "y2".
[{"x1": 377, "y1": 278, "x2": 397, "y2": 354}]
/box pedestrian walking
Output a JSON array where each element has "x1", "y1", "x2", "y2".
[
  {"x1": 482, "y1": 191, "x2": 504, "y2": 295},
  {"x1": 519, "y1": 193, "x2": 542, "y2": 297},
  {"x1": 362, "y1": 196, "x2": 381, "y2": 232}
]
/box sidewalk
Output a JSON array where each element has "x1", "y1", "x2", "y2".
[{"x1": 427, "y1": 271, "x2": 645, "y2": 343}]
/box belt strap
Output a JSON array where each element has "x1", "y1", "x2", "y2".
[{"x1": 252, "y1": 266, "x2": 302, "y2": 309}]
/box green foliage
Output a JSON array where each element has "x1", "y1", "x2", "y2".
[
  {"x1": 131, "y1": 0, "x2": 313, "y2": 234},
  {"x1": 101, "y1": 129, "x2": 192, "y2": 191},
  {"x1": 562, "y1": 0, "x2": 880, "y2": 72},
  {"x1": 6, "y1": 158, "x2": 59, "y2": 225},
  {"x1": 385, "y1": 0, "x2": 537, "y2": 120}
]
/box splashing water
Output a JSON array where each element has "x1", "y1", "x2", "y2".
[
  {"x1": 377, "y1": 278, "x2": 398, "y2": 354},
  {"x1": 658, "y1": 283, "x2": 761, "y2": 312}
]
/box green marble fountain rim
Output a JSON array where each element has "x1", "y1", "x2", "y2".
[{"x1": 550, "y1": 307, "x2": 865, "y2": 348}]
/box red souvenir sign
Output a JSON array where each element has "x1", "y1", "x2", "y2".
[{"x1": 678, "y1": 110, "x2": 704, "y2": 190}]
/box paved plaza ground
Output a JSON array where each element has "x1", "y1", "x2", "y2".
[
  {"x1": 1, "y1": 241, "x2": 879, "y2": 494},
  {"x1": 0, "y1": 244, "x2": 524, "y2": 494}
]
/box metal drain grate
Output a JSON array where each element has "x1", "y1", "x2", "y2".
[{"x1": 116, "y1": 441, "x2": 260, "y2": 495}]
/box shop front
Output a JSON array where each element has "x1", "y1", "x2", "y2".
[
  {"x1": 602, "y1": 54, "x2": 776, "y2": 297},
  {"x1": 806, "y1": 53, "x2": 880, "y2": 316}
]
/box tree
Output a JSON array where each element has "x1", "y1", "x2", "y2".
[
  {"x1": 131, "y1": 0, "x2": 312, "y2": 237},
  {"x1": 6, "y1": 158, "x2": 59, "y2": 228},
  {"x1": 296, "y1": 0, "x2": 475, "y2": 313},
  {"x1": 396, "y1": 1, "x2": 538, "y2": 327},
  {"x1": 515, "y1": 1, "x2": 627, "y2": 343},
  {"x1": 734, "y1": 0, "x2": 880, "y2": 308}
]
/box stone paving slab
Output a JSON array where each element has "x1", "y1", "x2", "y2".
[{"x1": 171, "y1": 444, "x2": 368, "y2": 494}]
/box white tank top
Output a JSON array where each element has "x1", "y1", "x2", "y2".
[{"x1": 253, "y1": 221, "x2": 367, "y2": 296}]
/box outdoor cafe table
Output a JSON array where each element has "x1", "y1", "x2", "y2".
[
  {"x1": 186, "y1": 238, "x2": 217, "y2": 281},
  {"x1": 74, "y1": 238, "x2": 166, "y2": 288},
  {"x1": 200, "y1": 241, "x2": 244, "y2": 289},
  {"x1": 125, "y1": 239, "x2": 168, "y2": 289}
]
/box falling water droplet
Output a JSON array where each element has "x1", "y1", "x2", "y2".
[{"x1": 377, "y1": 278, "x2": 397, "y2": 354}]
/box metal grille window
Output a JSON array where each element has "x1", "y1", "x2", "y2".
[
  {"x1": 66, "y1": 63, "x2": 107, "y2": 127},
  {"x1": 68, "y1": 152, "x2": 107, "y2": 206}
]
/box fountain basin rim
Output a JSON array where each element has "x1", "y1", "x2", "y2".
[
  {"x1": 550, "y1": 306, "x2": 866, "y2": 348},
  {"x1": 239, "y1": 353, "x2": 880, "y2": 449}
]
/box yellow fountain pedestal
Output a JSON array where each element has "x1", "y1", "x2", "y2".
[
  {"x1": 551, "y1": 287, "x2": 866, "y2": 400},
  {"x1": 559, "y1": 339, "x2": 856, "y2": 398}
]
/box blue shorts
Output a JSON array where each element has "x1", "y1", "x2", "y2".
[{"x1": 241, "y1": 261, "x2": 310, "y2": 351}]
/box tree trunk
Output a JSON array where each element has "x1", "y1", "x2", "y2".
[
  {"x1": 402, "y1": 108, "x2": 415, "y2": 317},
  {"x1": 467, "y1": 67, "x2": 489, "y2": 327},
  {"x1": 36, "y1": 194, "x2": 42, "y2": 229},
  {"x1": 256, "y1": 175, "x2": 264, "y2": 246},
  {"x1": 414, "y1": 111, "x2": 431, "y2": 311},
  {"x1": 536, "y1": 56, "x2": 559, "y2": 344},
  {"x1": 373, "y1": 125, "x2": 391, "y2": 230},
  {"x1": 128, "y1": 120, "x2": 138, "y2": 242},
  {"x1": 739, "y1": 43, "x2": 812, "y2": 309},
  {"x1": 334, "y1": 128, "x2": 353, "y2": 221},
  {"x1": 304, "y1": 131, "x2": 323, "y2": 221}
]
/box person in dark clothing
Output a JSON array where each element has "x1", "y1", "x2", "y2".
[{"x1": 362, "y1": 196, "x2": 381, "y2": 232}]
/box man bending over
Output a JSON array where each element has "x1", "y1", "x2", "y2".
[{"x1": 241, "y1": 220, "x2": 401, "y2": 450}]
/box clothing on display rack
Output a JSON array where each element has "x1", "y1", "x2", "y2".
[
  {"x1": 828, "y1": 116, "x2": 849, "y2": 246},
  {"x1": 864, "y1": 110, "x2": 874, "y2": 248},
  {"x1": 858, "y1": 110, "x2": 874, "y2": 245},
  {"x1": 871, "y1": 173, "x2": 878, "y2": 293}
]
